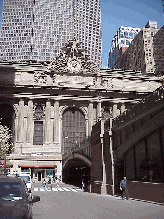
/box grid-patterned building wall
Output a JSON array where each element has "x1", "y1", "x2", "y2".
[
  {"x1": 153, "y1": 26, "x2": 164, "y2": 75},
  {"x1": 0, "y1": 0, "x2": 33, "y2": 61},
  {"x1": 0, "y1": 0, "x2": 102, "y2": 67},
  {"x1": 115, "y1": 25, "x2": 160, "y2": 74}
]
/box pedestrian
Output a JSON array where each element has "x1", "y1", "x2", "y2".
[
  {"x1": 120, "y1": 176, "x2": 129, "y2": 200},
  {"x1": 48, "y1": 177, "x2": 52, "y2": 190},
  {"x1": 42, "y1": 179, "x2": 46, "y2": 190},
  {"x1": 82, "y1": 179, "x2": 85, "y2": 190},
  {"x1": 56, "y1": 178, "x2": 59, "y2": 188}
]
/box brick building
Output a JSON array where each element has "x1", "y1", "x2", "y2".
[{"x1": 115, "y1": 21, "x2": 164, "y2": 75}]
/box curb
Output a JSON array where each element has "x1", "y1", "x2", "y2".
[{"x1": 113, "y1": 195, "x2": 164, "y2": 206}]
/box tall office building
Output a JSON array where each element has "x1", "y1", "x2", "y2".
[
  {"x1": 0, "y1": 0, "x2": 102, "y2": 67},
  {"x1": 108, "y1": 26, "x2": 141, "y2": 68}
]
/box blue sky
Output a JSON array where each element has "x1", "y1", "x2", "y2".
[{"x1": 0, "y1": 0, "x2": 163, "y2": 67}]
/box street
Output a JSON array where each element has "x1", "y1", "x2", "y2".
[{"x1": 32, "y1": 183, "x2": 164, "y2": 219}]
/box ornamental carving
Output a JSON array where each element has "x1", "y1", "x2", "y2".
[
  {"x1": 34, "y1": 72, "x2": 47, "y2": 84},
  {"x1": 47, "y1": 37, "x2": 99, "y2": 75},
  {"x1": 33, "y1": 104, "x2": 45, "y2": 120},
  {"x1": 102, "y1": 107, "x2": 112, "y2": 120},
  {"x1": 100, "y1": 78, "x2": 113, "y2": 89}
]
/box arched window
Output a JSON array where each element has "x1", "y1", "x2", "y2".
[{"x1": 62, "y1": 107, "x2": 86, "y2": 154}]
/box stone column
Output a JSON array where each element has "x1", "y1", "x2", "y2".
[
  {"x1": 45, "y1": 100, "x2": 51, "y2": 143},
  {"x1": 120, "y1": 103, "x2": 126, "y2": 114},
  {"x1": 112, "y1": 103, "x2": 120, "y2": 119},
  {"x1": 17, "y1": 99, "x2": 24, "y2": 142},
  {"x1": 53, "y1": 101, "x2": 60, "y2": 143},
  {"x1": 26, "y1": 100, "x2": 33, "y2": 144},
  {"x1": 88, "y1": 102, "x2": 94, "y2": 136}
]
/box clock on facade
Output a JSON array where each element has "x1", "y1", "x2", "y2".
[{"x1": 68, "y1": 59, "x2": 81, "y2": 73}]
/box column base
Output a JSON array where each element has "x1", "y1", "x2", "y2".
[{"x1": 101, "y1": 184, "x2": 107, "y2": 195}]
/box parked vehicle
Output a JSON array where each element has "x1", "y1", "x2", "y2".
[
  {"x1": 0, "y1": 175, "x2": 40, "y2": 219},
  {"x1": 19, "y1": 173, "x2": 32, "y2": 191}
]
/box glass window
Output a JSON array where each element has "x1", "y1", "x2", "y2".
[
  {"x1": 0, "y1": 182, "x2": 23, "y2": 200},
  {"x1": 124, "y1": 31, "x2": 128, "y2": 38},
  {"x1": 33, "y1": 121, "x2": 43, "y2": 145},
  {"x1": 129, "y1": 32, "x2": 133, "y2": 39},
  {"x1": 46, "y1": 169, "x2": 54, "y2": 178},
  {"x1": 161, "y1": 127, "x2": 164, "y2": 173},
  {"x1": 135, "y1": 140, "x2": 147, "y2": 181},
  {"x1": 147, "y1": 131, "x2": 161, "y2": 182},
  {"x1": 126, "y1": 40, "x2": 130, "y2": 45},
  {"x1": 125, "y1": 148, "x2": 135, "y2": 180},
  {"x1": 119, "y1": 30, "x2": 123, "y2": 38},
  {"x1": 121, "y1": 40, "x2": 124, "y2": 44},
  {"x1": 62, "y1": 107, "x2": 86, "y2": 154}
]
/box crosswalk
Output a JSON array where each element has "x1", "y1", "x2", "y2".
[{"x1": 33, "y1": 187, "x2": 82, "y2": 192}]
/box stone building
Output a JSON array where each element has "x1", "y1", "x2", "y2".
[
  {"x1": 153, "y1": 25, "x2": 164, "y2": 75},
  {"x1": 90, "y1": 86, "x2": 164, "y2": 203},
  {"x1": 0, "y1": 38, "x2": 162, "y2": 181},
  {"x1": 114, "y1": 21, "x2": 163, "y2": 74}
]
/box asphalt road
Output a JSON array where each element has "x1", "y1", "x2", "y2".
[{"x1": 32, "y1": 183, "x2": 164, "y2": 219}]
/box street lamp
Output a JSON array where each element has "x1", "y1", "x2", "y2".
[
  {"x1": 63, "y1": 136, "x2": 68, "y2": 154},
  {"x1": 98, "y1": 94, "x2": 102, "y2": 121}
]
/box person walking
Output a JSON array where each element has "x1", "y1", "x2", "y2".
[
  {"x1": 82, "y1": 179, "x2": 85, "y2": 190},
  {"x1": 48, "y1": 177, "x2": 52, "y2": 190},
  {"x1": 56, "y1": 178, "x2": 59, "y2": 188},
  {"x1": 42, "y1": 179, "x2": 47, "y2": 190},
  {"x1": 120, "y1": 177, "x2": 129, "y2": 200}
]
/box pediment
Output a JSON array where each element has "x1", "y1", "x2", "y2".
[{"x1": 47, "y1": 38, "x2": 100, "y2": 76}]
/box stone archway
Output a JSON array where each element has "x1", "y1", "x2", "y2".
[
  {"x1": 0, "y1": 104, "x2": 14, "y2": 130},
  {"x1": 63, "y1": 153, "x2": 91, "y2": 169},
  {"x1": 62, "y1": 153, "x2": 91, "y2": 187}
]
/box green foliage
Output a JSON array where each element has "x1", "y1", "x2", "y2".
[{"x1": 0, "y1": 120, "x2": 13, "y2": 157}]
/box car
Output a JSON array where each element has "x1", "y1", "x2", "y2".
[
  {"x1": 19, "y1": 173, "x2": 32, "y2": 192},
  {"x1": 0, "y1": 175, "x2": 40, "y2": 219}
]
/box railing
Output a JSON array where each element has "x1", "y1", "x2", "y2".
[
  {"x1": 113, "y1": 86, "x2": 164, "y2": 127},
  {"x1": 62, "y1": 136, "x2": 91, "y2": 159}
]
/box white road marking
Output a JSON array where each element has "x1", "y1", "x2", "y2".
[{"x1": 33, "y1": 187, "x2": 80, "y2": 192}]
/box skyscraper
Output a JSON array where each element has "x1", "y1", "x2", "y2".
[{"x1": 0, "y1": 0, "x2": 102, "y2": 67}]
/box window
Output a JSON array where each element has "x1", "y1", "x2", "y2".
[
  {"x1": 119, "y1": 30, "x2": 123, "y2": 38},
  {"x1": 62, "y1": 107, "x2": 86, "y2": 154},
  {"x1": 33, "y1": 121, "x2": 43, "y2": 145},
  {"x1": 147, "y1": 131, "x2": 162, "y2": 182},
  {"x1": 135, "y1": 140, "x2": 146, "y2": 181},
  {"x1": 129, "y1": 32, "x2": 133, "y2": 39},
  {"x1": 125, "y1": 148, "x2": 135, "y2": 180},
  {"x1": 126, "y1": 40, "x2": 130, "y2": 45},
  {"x1": 124, "y1": 31, "x2": 128, "y2": 38}
]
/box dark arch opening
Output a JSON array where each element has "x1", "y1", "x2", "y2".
[
  {"x1": 62, "y1": 158, "x2": 90, "y2": 189},
  {"x1": 0, "y1": 104, "x2": 15, "y2": 153},
  {"x1": 0, "y1": 104, "x2": 14, "y2": 130}
]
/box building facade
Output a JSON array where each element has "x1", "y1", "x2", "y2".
[
  {"x1": 115, "y1": 21, "x2": 163, "y2": 74},
  {"x1": 0, "y1": 38, "x2": 162, "y2": 182},
  {"x1": 108, "y1": 26, "x2": 141, "y2": 68},
  {"x1": 90, "y1": 85, "x2": 164, "y2": 203},
  {"x1": 0, "y1": 0, "x2": 102, "y2": 67}
]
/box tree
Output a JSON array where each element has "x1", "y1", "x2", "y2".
[{"x1": 0, "y1": 119, "x2": 13, "y2": 174}]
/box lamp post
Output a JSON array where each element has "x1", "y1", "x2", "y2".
[
  {"x1": 63, "y1": 136, "x2": 68, "y2": 154},
  {"x1": 98, "y1": 94, "x2": 102, "y2": 121}
]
